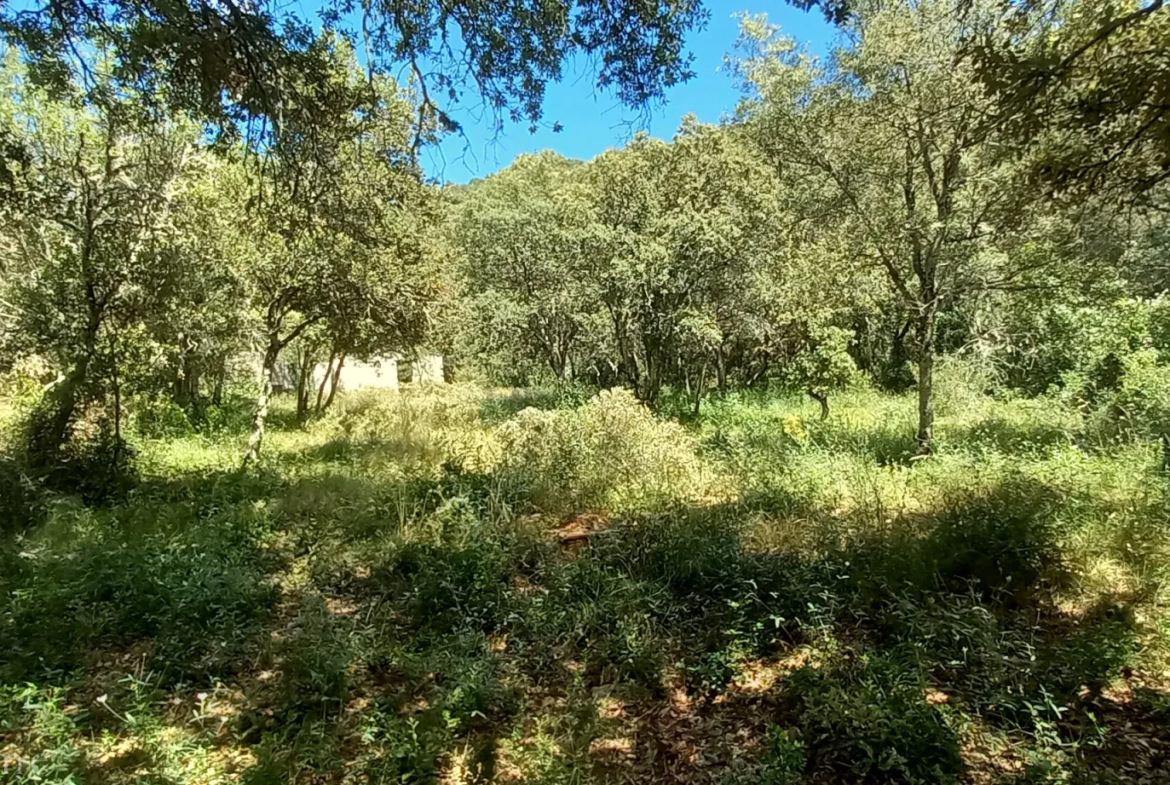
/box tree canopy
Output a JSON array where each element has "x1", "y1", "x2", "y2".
[
  {"x1": 1, "y1": 0, "x2": 1168, "y2": 461},
  {"x1": 1, "y1": 0, "x2": 709, "y2": 139}
]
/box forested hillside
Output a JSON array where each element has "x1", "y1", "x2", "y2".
[{"x1": 2, "y1": 1, "x2": 1170, "y2": 783}]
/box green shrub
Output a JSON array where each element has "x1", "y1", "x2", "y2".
[
  {"x1": 0, "y1": 684, "x2": 85, "y2": 784},
  {"x1": 723, "y1": 724, "x2": 807, "y2": 785},
  {"x1": 479, "y1": 383, "x2": 593, "y2": 424},
  {"x1": 0, "y1": 506, "x2": 278, "y2": 681},
  {"x1": 496, "y1": 387, "x2": 708, "y2": 512},
  {"x1": 781, "y1": 324, "x2": 859, "y2": 418},
  {"x1": 357, "y1": 707, "x2": 449, "y2": 784},
  {"x1": 791, "y1": 654, "x2": 963, "y2": 784},
  {"x1": 529, "y1": 557, "x2": 669, "y2": 688},
  {"x1": 922, "y1": 481, "x2": 1063, "y2": 601},
  {"x1": 202, "y1": 399, "x2": 256, "y2": 434},
  {"x1": 18, "y1": 396, "x2": 140, "y2": 503},
  {"x1": 382, "y1": 541, "x2": 511, "y2": 634},
  {"x1": 838, "y1": 478, "x2": 1063, "y2": 609},
  {"x1": 275, "y1": 595, "x2": 351, "y2": 718},
  {"x1": 133, "y1": 396, "x2": 196, "y2": 439},
  {"x1": 759, "y1": 725, "x2": 807, "y2": 785},
  {"x1": 992, "y1": 294, "x2": 1158, "y2": 398},
  {"x1": 340, "y1": 385, "x2": 497, "y2": 474},
  {"x1": 439, "y1": 657, "x2": 513, "y2": 733},
  {"x1": 1103, "y1": 349, "x2": 1170, "y2": 441},
  {"x1": 0, "y1": 456, "x2": 44, "y2": 533}
]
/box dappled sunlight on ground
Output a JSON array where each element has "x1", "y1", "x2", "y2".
[{"x1": 2, "y1": 384, "x2": 1170, "y2": 783}]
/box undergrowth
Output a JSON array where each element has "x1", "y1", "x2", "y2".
[{"x1": 0, "y1": 379, "x2": 1168, "y2": 784}]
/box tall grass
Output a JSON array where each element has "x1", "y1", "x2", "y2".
[{"x1": 0, "y1": 372, "x2": 1168, "y2": 784}]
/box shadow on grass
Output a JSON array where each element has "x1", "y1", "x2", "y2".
[
  {"x1": 0, "y1": 484, "x2": 284, "y2": 687},
  {"x1": 2, "y1": 455, "x2": 1166, "y2": 784},
  {"x1": 948, "y1": 414, "x2": 1077, "y2": 455},
  {"x1": 546, "y1": 477, "x2": 1158, "y2": 783}
]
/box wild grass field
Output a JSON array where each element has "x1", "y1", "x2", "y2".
[{"x1": 2, "y1": 374, "x2": 1169, "y2": 785}]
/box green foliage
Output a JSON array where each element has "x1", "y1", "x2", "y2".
[
  {"x1": 0, "y1": 684, "x2": 85, "y2": 783},
  {"x1": 447, "y1": 152, "x2": 599, "y2": 384},
  {"x1": 496, "y1": 387, "x2": 708, "y2": 512},
  {"x1": 384, "y1": 541, "x2": 511, "y2": 634},
  {"x1": 0, "y1": 384, "x2": 1166, "y2": 782},
  {"x1": 356, "y1": 708, "x2": 449, "y2": 784},
  {"x1": 4, "y1": 2, "x2": 1170, "y2": 783},
  {"x1": 791, "y1": 653, "x2": 963, "y2": 784},
  {"x1": 1100, "y1": 349, "x2": 1170, "y2": 441},
  {"x1": 725, "y1": 724, "x2": 807, "y2": 785},
  {"x1": 0, "y1": 455, "x2": 44, "y2": 533},
  {"x1": 0, "y1": 0, "x2": 706, "y2": 143},
  {"x1": 0, "y1": 503, "x2": 278, "y2": 682},
  {"x1": 535, "y1": 556, "x2": 670, "y2": 688},
  {"x1": 759, "y1": 725, "x2": 808, "y2": 784},
  {"x1": 973, "y1": 0, "x2": 1170, "y2": 200},
  {"x1": 275, "y1": 596, "x2": 351, "y2": 717},
  {"x1": 20, "y1": 399, "x2": 141, "y2": 502},
  {"x1": 781, "y1": 323, "x2": 858, "y2": 416},
  {"x1": 133, "y1": 396, "x2": 197, "y2": 440}
]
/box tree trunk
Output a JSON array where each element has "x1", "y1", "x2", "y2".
[
  {"x1": 174, "y1": 344, "x2": 202, "y2": 410},
  {"x1": 322, "y1": 353, "x2": 346, "y2": 412},
  {"x1": 32, "y1": 358, "x2": 89, "y2": 463},
  {"x1": 31, "y1": 301, "x2": 100, "y2": 462},
  {"x1": 315, "y1": 349, "x2": 337, "y2": 416},
  {"x1": 295, "y1": 351, "x2": 314, "y2": 422},
  {"x1": 550, "y1": 348, "x2": 566, "y2": 381},
  {"x1": 915, "y1": 302, "x2": 937, "y2": 454},
  {"x1": 808, "y1": 389, "x2": 830, "y2": 421},
  {"x1": 640, "y1": 334, "x2": 664, "y2": 404},
  {"x1": 605, "y1": 301, "x2": 640, "y2": 393},
  {"x1": 243, "y1": 339, "x2": 279, "y2": 468},
  {"x1": 715, "y1": 345, "x2": 728, "y2": 393},
  {"x1": 110, "y1": 335, "x2": 123, "y2": 468},
  {"x1": 693, "y1": 362, "x2": 707, "y2": 417},
  {"x1": 211, "y1": 357, "x2": 226, "y2": 406}
]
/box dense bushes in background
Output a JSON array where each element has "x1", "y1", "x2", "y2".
[{"x1": 496, "y1": 388, "x2": 711, "y2": 512}]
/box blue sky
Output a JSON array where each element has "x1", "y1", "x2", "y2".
[{"x1": 421, "y1": 4, "x2": 836, "y2": 184}]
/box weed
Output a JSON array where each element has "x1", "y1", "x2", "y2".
[{"x1": 0, "y1": 385, "x2": 1166, "y2": 783}]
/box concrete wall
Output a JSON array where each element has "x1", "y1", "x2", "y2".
[
  {"x1": 410, "y1": 353, "x2": 445, "y2": 384},
  {"x1": 242, "y1": 352, "x2": 444, "y2": 394},
  {"x1": 317, "y1": 356, "x2": 399, "y2": 393}
]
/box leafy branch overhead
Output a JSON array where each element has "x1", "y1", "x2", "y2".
[{"x1": 1, "y1": 0, "x2": 709, "y2": 141}]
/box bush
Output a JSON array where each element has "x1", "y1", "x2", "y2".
[
  {"x1": 133, "y1": 396, "x2": 195, "y2": 439},
  {"x1": 0, "y1": 456, "x2": 44, "y2": 533},
  {"x1": 528, "y1": 557, "x2": 670, "y2": 688},
  {"x1": 991, "y1": 293, "x2": 1157, "y2": 398},
  {"x1": 18, "y1": 396, "x2": 140, "y2": 503},
  {"x1": 496, "y1": 387, "x2": 708, "y2": 512},
  {"x1": 933, "y1": 355, "x2": 998, "y2": 421},
  {"x1": 851, "y1": 478, "x2": 1063, "y2": 605},
  {"x1": 381, "y1": 541, "x2": 511, "y2": 634},
  {"x1": 792, "y1": 653, "x2": 963, "y2": 784},
  {"x1": 1102, "y1": 349, "x2": 1170, "y2": 441},
  {"x1": 923, "y1": 481, "x2": 1063, "y2": 601},
  {"x1": 357, "y1": 706, "x2": 449, "y2": 784},
  {"x1": 340, "y1": 385, "x2": 497, "y2": 474},
  {"x1": 0, "y1": 684, "x2": 85, "y2": 784},
  {"x1": 202, "y1": 399, "x2": 257, "y2": 434},
  {"x1": 0, "y1": 505, "x2": 278, "y2": 682},
  {"x1": 274, "y1": 595, "x2": 351, "y2": 717}
]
